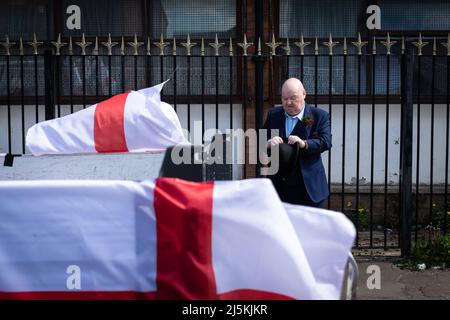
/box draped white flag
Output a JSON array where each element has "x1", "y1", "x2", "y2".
[
  {"x1": 0, "y1": 178, "x2": 355, "y2": 300},
  {"x1": 26, "y1": 81, "x2": 188, "y2": 156}
]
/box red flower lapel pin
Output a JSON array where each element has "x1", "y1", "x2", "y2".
[{"x1": 302, "y1": 115, "x2": 313, "y2": 127}]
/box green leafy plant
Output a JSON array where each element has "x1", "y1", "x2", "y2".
[
  {"x1": 431, "y1": 203, "x2": 450, "y2": 231},
  {"x1": 396, "y1": 225, "x2": 450, "y2": 270},
  {"x1": 344, "y1": 201, "x2": 369, "y2": 230}
]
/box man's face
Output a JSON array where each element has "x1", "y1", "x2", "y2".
[{"x1": 281, "y1": 85, "x2": 306, "y2": 116}]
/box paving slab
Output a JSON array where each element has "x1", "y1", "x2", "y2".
[{"x1": 355, "y1": 261, "x2": 450, "y2": 300}]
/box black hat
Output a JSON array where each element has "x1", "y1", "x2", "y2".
[{"x1": 270, "y1": 143, "x2": 299, "y2": 177}]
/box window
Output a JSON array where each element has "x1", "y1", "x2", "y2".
[
  {"x1": 378, "y1": 0, "x2": 450, "y2": 96},
  {"x1": 379, "y1": 0, "x2": 450, "y2": 31},
  {"x1": 61, "y1": 0, "x2": 143, "y2": 37},
  {"x1": 57, "y1": 0, "x2": 237, "y2": 96},
  {"x1": 60, "y1": 0, "x2": 236, "y2": 39},
  {"x1": 0, "y1": 57, "x2": 45, "y2": 97},
  {"x1": 0, "y1": 0, "x2": 50, "y2": 40},
  {"x1": 278, "y1": 0, "x2": 449, "y2": 97},
  {"x1": 151, "y1": 0, "x2": 236, "y2": 39},
  {"x1": 279, "y1": 0, "x2": 366, "y2": 95},
  {"x1": 0, "y1": 1, "x2": 49, "y2": 97},
  {"x1": 149, "y1": 0, "x2": 237, "y2": 95},
  {"x1": 279, "y1": 0, "x2": 365, "y2": 38}
]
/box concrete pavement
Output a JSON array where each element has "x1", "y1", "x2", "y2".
[{"x1": 355, "y1": 260, "x2": 450, "y2": 300}]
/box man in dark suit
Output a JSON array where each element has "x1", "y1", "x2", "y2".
[{"x1": 264, "y1": 78, "x2": 331, "y2": 207}]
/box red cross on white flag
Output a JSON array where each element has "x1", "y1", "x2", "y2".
[
  {"x1": 26, "y1": 81, "x2": 187, "y2": 156},
  {"x1": 0, "y1": 178, "x2": 355, "y2": 300}
]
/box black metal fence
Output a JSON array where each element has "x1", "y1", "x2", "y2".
[
  {"x1": 1, "y1": 33, "x2": 449, "y2": 255},
  {"x1": 266, "y1": 34, "x2": 449, "y2": 254}
]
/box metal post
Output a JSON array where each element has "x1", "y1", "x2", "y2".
[
  {"x1": 399, "y1": 49, "x2": 414, "y2": 256},
  {"x1": 44, "y1": 49, "x2": 55, "y2": 120},
  {"x1": 254, "y1": 0, "x2": 264, "y2": 130},
  {"x1": 254, "y1": 0, "x2": 265, "y2": 177}
]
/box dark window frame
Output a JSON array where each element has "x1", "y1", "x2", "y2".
[
  {"x1": 274, "y1": 0, "x2": 450, "y2": 104},
  {"x1": 1, "y1": 0, "x2": 244, "y2": 104}
]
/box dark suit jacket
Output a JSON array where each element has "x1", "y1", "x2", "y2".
[{"x1": 263, "y1": 104, "x2": 332, "y2": 203}]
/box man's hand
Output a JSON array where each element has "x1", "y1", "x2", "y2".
[
  {"x1": 267, "y1": 136, "x2": 284, "y2": 148},
  {"x1": 288, "y1": 135, "x2": 307, "y2": 149}
]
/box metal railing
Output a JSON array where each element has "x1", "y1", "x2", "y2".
[{"x1": 1, "y1": 32, "x2": 449, "y2": 255}]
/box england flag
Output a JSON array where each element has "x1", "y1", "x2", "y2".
[
  {"x1": 0, "y1": 178, "x2": 355, "y2": 300},
  {"x1": 26, "y1": 81, "x2": 188, "y2": 156}
]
